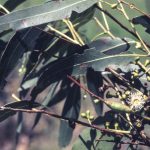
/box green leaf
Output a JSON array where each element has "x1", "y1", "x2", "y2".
[
  {"x1": 0, "y1": 0, "x2": 98, "y2": 31},
  {"x1": 24, "y1": 37, "x2": 146, "y2": 93},
  {"x1": 0, "y1": 101, "x2": 40, "y2": 122}
]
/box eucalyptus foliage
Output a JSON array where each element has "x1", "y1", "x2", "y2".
[{"x1": 0, "y1": 0, "x2": 150, "y2": 150}]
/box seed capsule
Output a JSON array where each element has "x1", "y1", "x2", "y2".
[
  {"x1": 111, "y1": 3, "x2": 118, "y2": 9},
  {"x1": 105, "y1": 100, "x2": 132, "y2": 113}
]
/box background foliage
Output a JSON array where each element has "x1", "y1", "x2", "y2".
[{"x1": 0, "y1": 0, "x2": 150, "y2": 150}]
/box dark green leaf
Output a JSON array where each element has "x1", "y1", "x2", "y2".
[
  {"x1": 16, "y1": 112, "x2": 23, "y2": 145},
  {"x1": 0, "y1": 100, "x2": 41, "y2": 122},
  {"x1": 59, "y1": 81, "x2": 81, "y2": 147},
  {"x1": 31, "y1": 82, "x2": 62, "y2": 130},
  {"x1": 3, "y1": 0, "x2": 45, "y2": 11},
  {"x1": 24, "y1": 37, "x2": 145, "y2": 97},
  {"x1": 0, "y1": 27, "x2": 43, "y2": 88},
  {"x1": 86, "y1": 68, "x2": 104, "y2": 115}
]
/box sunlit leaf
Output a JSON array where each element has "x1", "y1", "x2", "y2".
[{"x1": 0, "y1": 0, "x2": 98, "y2": 31}]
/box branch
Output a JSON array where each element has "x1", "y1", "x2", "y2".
[
  {"x1": 96, "y1": 139, "x2": 150, "y2": 146},
  {"x1": 0, "y1": 106, "x2": 128, "y2": 136},
  {"x1": 67, "y1": 75, "x2": 105, "y2": 102}
]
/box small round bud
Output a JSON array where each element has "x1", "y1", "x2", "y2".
[
  {"x1": 135, "y1": 42, "x2": 142, "y2": 49},
  {"x1": 105, "y1": 122, "x2": 110, "y2": 129},
  {"x1": 147, "y1": 76, "x2": 150, "y2": 82},
  {"x1": 83, "y1": 94, "x2": 87, "y2": 99},
  {"x1": 122, "y1": 94, "x2": 127, "y2": 99},
  {"x1": 81, "y1": 113, "x2": 86, "y2": 118},
  {"x1": 89, "y1": 116, "x2": 94, "y2": 120},
  {"x1": 135, "y1": 120, "x2": 142, "y2": 128},
  {"x1": 86, "y1": 110, "x2": 90, "y2": 117},
  {"x1": 114, "y1": 123, "x2": 119, "y2": 129},
  {"x1": 125, "y1": 91, "x2": 130, "y2": 96},
  {"x1": 132, "y1": 71, "x2": 139, "y2": 77},
  {"x1": 94, "y1": 99, "x2": 100, "y2": 104}
]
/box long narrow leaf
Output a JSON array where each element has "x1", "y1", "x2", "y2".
[
  {"x1": 0, "y1": 101, "x2": 41, "y2": 122},
  {"x1": 0, "y1": 0, "x2": 98, "y2": 31}
]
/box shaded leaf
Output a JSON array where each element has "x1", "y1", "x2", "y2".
[
  {"x1": 31, "y1": 82, "x2": 61, "y2": 129},
  {"x1": 0, "y1": 100, "x2": 40, "y2": 122},
  {"x1": 26, "y1": 37, "x2": 142, "y2": 98},
  {"x1": 15, "y1": 112, "x2": 23, "y2": 145},
  {"x1": 86, "y1": 68, "x2": 104, "y2": 115},
  {"x1": 3, "y1": 0, "x2": 45, "y2": 12},
  {"x1": 59, "y1": 80, "x2": 81, "y2": 147},
  {"x1": 132, "y1": 15, "x2": 150, "y2": 34},
  {"x1": 0, "y1": 0, "x2": 98, "y2": 31},
  {"x1": 3, "y1": 0, "x2": 26, "y2": 11},
  {"x1": 0, "y1": 27, "x2": 44, "y2": 88},
  {"x1": 19, "y1": 6, "x2": 96, "y2": 91}
]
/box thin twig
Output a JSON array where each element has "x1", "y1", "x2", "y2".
[
  {"x1": 95, "y1": 139, "x2": 149, "y2": 146},
  {"x1": 105, "y1": 67, "x2": 131, "y2": 88},
  {"x1": 66, "y1": 19, "x2": 85, "y2": 46},
  {"x1": 0, "y1": 4, "x2": 10, "y2": 14},
  {"x1": 36, "y1": 26, "x2": 78, "y2": 45},
  {"x1": 63, "y1": 19, "x2": 79, "y2": 44},
  {"x1": 67, "y1": 75, "x2": 105, "y2": 103},
  {"x1": 12, "y1": 94, "x2": 21, "y2": 102},
  {"x1": 91, "y1": 32, "x2": 106, "y2": 41},
  {"x1": 120, "y1": 0, "x2": 150, "y2": 19},
  {"x1": 96, "y1": 6, "x2": 150, "y2": 50},
  {"x1": 47, "y1": 25, "x2": 80, "y2": 45},
  {"x1": 117, "y1": 0, "x2": 150, "y2": 54},
  {"x1": 98, "y1": 2, "x2": 110, "y2": 31},
  {"x1": 93, "y1": 17, "x2": 115, "y2": 39},
  {"x1": 0, "y1": 106, "x2": 127, "y2": 135}
]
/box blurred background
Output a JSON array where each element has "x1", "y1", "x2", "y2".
[{"x1": 0, "y1": 0, "x2": 150, "y2": 150}]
